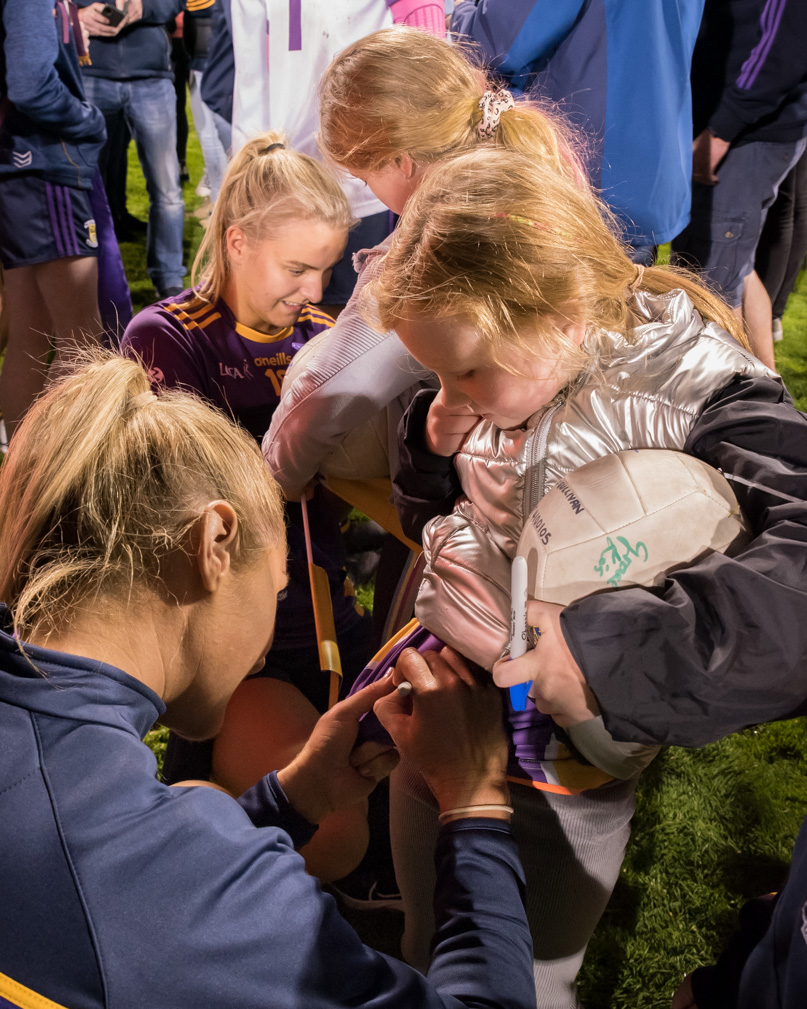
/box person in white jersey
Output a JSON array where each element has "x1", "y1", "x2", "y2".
[{"x1": 229, "y1": 0, "x2": 445, "y2": 311}]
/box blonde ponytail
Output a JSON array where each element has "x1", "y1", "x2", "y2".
[
  {"x1": 319, "y1": 27, "x2": 582, "y2": 187},
  {"x1": 0, "y1": 352, "x2": 286, "y2": 641},
  {"x1": 188, "y1": 130, "x2": 354, "y2": 310}
]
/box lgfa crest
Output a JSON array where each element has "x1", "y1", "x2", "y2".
[{"x1": 84, "y1": 218, "x2": 98, "y2": 249}]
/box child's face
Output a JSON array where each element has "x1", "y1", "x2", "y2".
[
  {"x1": 349, "y1": 157, "x2": 425, "y2": 215},
  {"x1": 225, "y1": 221, "x2": 347, "y2": 333},
  {"x1": 396, "y1": 313, "x2": 584, "y2": 430}
]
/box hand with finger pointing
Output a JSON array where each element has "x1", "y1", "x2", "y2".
[{"x1": 492, "y1": 599, "x2": 599, "y2": 727}]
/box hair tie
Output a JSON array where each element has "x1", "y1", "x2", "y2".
[
  {"x1": 261, "y1": 143, "x2": 285, "y2": 154},
  {"x1": 629, "y1": 265, "x2": 645, "y2": 293},
  {"x1": 477, "y1": 90, "x2": 515, "y2": 139}
]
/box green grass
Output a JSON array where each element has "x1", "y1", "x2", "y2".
[{"x1": 7, "y1": 123, "x2": 806, "y2": 1005}]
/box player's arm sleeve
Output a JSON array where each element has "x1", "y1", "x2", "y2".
[
  {"x1": 120, "y1": 306, "x2": 210, "y2": 395},
  {"x1": 2, "y1": 0, "x2": 105, "y2": 142},
  {"x1": 709, "y1": 0, "x2": 807, "y2": 142},
  {"x1": 262, "y1": 253, "x2": 432, "y2": 499},
  {"x1": 562, "y1": 373, "x2": 807, "y2": 748},
  {"x1": 393, "y1": 389, "x2": 463, "y2": 541},
  {"x1": 450, "y1": 0, "x2": 584, "y2": 92}
]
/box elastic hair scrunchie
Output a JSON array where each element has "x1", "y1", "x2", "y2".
[
  {"x1": 477, "y1": 90, "x2": 515, "y2": 139},
  {"x1": 261, "y1": 142, "x2": 285, "y2": 154}
]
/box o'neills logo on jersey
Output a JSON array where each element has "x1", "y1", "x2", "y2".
[{"x1": 254, "y1": 352, "x2": 293, "y2": 367}]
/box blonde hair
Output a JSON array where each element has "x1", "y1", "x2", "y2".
[
  {"x1": 371, "y1": 147, "x2": 750, "y2": 374},
  {"x1": 0, "y1": 353, "x2": 286, "y2": 642},
  {"x1": 319, "y1": 27, "x2": 581, "y2": 184},
  {"x1": 188, "y1": 131, "x2": 354, "y2": 309}
]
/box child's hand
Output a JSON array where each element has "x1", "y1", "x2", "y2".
[
  {"x1": 424, "y1": 388, "x2": 481, "y2": 456},
  {"x1": 492, "y1": 599, "x2": 600, "y2": 727}
]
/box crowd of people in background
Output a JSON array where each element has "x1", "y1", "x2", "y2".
[{"x1": 0, "y1": 2, "x2": 806, "y2": 1009}]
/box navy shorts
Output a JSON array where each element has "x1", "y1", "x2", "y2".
[
  {"x1": 323, "y1": 209, "x2": 393, "y2": 305},
  {"x1": 672, "y1": 137, "x2": 807, "y2": 307},
  {"x1": 0, "y1": 175, "x2": 99, "y2": 271}
]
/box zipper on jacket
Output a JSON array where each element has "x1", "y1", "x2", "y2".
[{"x1": 524, "y1": 403, "x2": 562, "y2": 520}]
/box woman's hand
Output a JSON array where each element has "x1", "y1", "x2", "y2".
[
  {"x1": 492, "y1": 599, "x2": 599, "y2": 727},
  {"x1": 277, "y1": 677, "x2": 400, "y2": 825},
  {"x1": 374, "y1": 647, "x2": 510, "y2": 815},
  {"x1": 424, "y1": 388, "x2": 481, "y2": 456}
]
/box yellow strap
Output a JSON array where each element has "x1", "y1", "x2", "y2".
[{"x1": 0, "y1": 970, "x2": 72, "y2": 1009}]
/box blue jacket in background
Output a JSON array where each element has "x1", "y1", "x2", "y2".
[
  {"x1": 451, "y1": 0, "x2": 705, "y2": 248},
  {"x1": 76, "y1": 0, "x2": 183, "y2": 80},
  {"x1": 0, "y1": 607, "x2": 535, "y2": 1009},
  {"x1": 0, "y1": 0, "x2": 105, "y2": 189},
  {"x1": 200, "y1": 0, "x2": 232, "y2": 122}
]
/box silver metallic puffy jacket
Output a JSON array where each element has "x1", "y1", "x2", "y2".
[{"x1": 415, "y1": 288, "x2": 771, "y2": 672}]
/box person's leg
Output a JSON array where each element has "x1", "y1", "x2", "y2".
[
  {"x1": 390, "y1": 757, "x2": 637, "y2": 1006},
  {"x1": 1, "y1": 255, "x2": 100, "y2": 437},
  {"x1": 0, "y1": 266, "x2": 55, "y2": 438},
  {"x1": 772, "y1": 147, "x2": 807, "y2": 320},
  {"x1": 122, "y1": 77, "x2": 186, "y2": 296},
  {"x1": 754, "y1": 159, "x2": 797, "y2": 310},
  {"x1": 188, "y1": 70, "x2": 229, "y2": 202},
  {"x1": 211, "y1": 677, "x2": 370, "y2": 882},
  {"x1": 741, "y1": 270, "x2": 775, "y2": 370}
]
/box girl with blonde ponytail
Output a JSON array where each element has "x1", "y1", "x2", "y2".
[
  {"x1": 264, "y1": 25, "x2": 586, "y2": 501},
  {"x1": 121, "y1": 133, "x2": 378, "y2": 883},
  {"x1": 347, "y1": 145, "x2": 807, "y2": 1004}
]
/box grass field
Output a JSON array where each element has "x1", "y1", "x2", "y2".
[{"x1": 38, "y1": 123, "x2": 807, "y2": 1006}]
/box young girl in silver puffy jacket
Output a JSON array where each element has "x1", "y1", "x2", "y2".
[{"x1": 350, "y1": 146, "x2": 807, "y2": 1006}]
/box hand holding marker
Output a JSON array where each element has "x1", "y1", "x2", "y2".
[{"x1": 509, "y1": 555, "x2": 531, "y2": 711}]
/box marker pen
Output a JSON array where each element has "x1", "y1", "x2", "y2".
[{"x1": 509, "y1": 555, "x2": 531, "y2": 711}]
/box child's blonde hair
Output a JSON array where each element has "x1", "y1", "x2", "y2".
[
  {"x1": 188, "y1": 131, "x2": 354, "y2": 309},
  {"x1": 319, "y1": 27, "x2": 581, "y2": 184},
  {"x1": 0, "y1": 353, "x2": 286, "y2": 642},
  {"x1": 371, "y1": 147, "x2": 750, "y2": 373}
]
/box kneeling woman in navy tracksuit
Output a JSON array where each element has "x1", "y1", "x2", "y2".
[{"x1": 0, "y1": 352, "x2": 534, "y2": 1009}]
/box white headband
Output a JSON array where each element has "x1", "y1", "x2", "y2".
[{"x1": 478, "y1": 89, "x2": 516, "y2": 139}]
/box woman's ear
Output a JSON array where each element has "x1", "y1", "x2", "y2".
[
  {"x1": 196, "y1": 501, "x2": 239, "y2": 593},
  {"x1": 225, "y1": 226, "x2": 247, "y2": 266}
]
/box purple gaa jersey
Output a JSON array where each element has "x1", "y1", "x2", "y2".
[
  {"x1": 121, "y1": 291, "x2": 336, "y2": 442},
  {"x1": 121, "y1": 291, "x2": 364, "y2": 656}
]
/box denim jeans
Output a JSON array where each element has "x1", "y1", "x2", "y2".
[
  {"x1": 188, "y1": 70, "x2": 229, "y2": 202},
  {"x1": 83, "y1": 75, "x2": 186, "y2": 292}
]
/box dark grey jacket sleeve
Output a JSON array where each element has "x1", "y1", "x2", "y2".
[
  {"x1": 562, "y1": 373, "x2": 807, "y2": 747},
  {"x1": 393, "y1": 389, "x2": 464, "y2": 541}
]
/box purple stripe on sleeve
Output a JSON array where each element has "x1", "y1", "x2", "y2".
[
  {"x1": 737, "y1": 0, "x2": 786, "y2": 90},
  {"x1": 265, "y1": 19, "x2": 271, "y2": 70},
  {"x1": 288, "y1": 0, "x2": 301, "y2": 51},
  {"x1": 45, "y1": 182, "x2": 67, "y2": 259}
]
